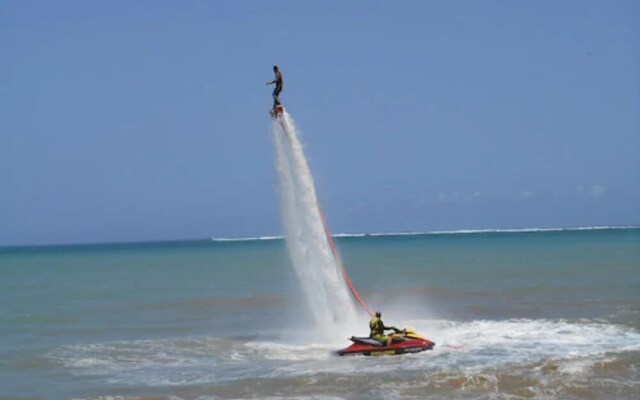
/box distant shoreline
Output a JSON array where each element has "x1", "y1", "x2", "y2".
[
  {"x1": 211, "y1": 225, "x2": 640, "y2": 242},
  {"x1": 2, "y1": 225, "x2": 638, "y2": 250}
]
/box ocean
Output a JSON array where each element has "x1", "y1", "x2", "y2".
[{"x1": 1, "y1": 227, "x2": 639, "y2": 399}]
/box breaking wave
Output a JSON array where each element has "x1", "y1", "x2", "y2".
[
  {"x1": 210, "y1": 226, "x2": 639, "y2": 242},
  {"x1": 49, "y1": 318, "x2": 640, "y2": 387}
]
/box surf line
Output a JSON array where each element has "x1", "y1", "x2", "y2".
[{"x1": 276, "y1": 109, "x2": 373, "y2": 317}]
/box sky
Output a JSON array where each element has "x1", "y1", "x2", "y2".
[{"x1": 1, "y1": 0, "x2": 639, "y2": 246}]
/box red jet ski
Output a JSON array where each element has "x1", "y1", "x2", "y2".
[{"x1": 337, "y1": 328, "x2": 435, "y2": 356}]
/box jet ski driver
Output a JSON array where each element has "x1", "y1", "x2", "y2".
[{"x1": 370, "y1": 311, "x2": 401, "y2": 346}]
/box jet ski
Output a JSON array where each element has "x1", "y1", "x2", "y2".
[{"x1": 337, "y1": 328, "x2": 435, "y2": 356}]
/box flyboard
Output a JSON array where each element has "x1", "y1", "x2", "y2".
[
  {"x1": 270, "y1": 103, "x2": 435, "y2": 356},
  {"x1": 270, "y1": 104, "x2": 284, "y2": 119},
  {"x1": 271, "y1": 105, "x2": 288, "y2": 141}
]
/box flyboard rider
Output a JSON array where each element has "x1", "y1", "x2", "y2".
[{"x1": 266, "y1": 65, "x2": 283, "y2": 113}]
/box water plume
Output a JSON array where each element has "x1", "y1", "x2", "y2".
[{"x1": 271, "y1": 109, "x2": 359, "y2": 339}]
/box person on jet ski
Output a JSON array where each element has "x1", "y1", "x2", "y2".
[{"x1": 369, "y1": 311, "x2": 401, "y2": 346}]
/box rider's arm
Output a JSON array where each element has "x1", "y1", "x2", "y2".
[{"x1": 381, "y1": 321, "x2": 397, "y2": 331}]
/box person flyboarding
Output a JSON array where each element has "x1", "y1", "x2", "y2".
[{"x1": 266, "y1": 65, "x2": 283, "y2": 114}]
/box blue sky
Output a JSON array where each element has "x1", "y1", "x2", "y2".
[{"x1": 1, "y1": 0, "x2": 639, "y2": 246}]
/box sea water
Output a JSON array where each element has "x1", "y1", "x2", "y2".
[{"x1": 1, "y1": 228, "x2": 639, "y2": 399}]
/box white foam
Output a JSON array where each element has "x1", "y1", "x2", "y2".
[
  {"x1": 211, "y1": 235, "x2": 283, "y2": 242},
  {"x1": 370, "y1": 225, "x2": 639, "y2": 236},
  {"x1": 209, "y1": 226, "x2": 639, "y2": 242},
  {"x1": 244, "y1": 341, "x2": 335, "y2": 361},
  {"x1": 332, "y1": 233, "x2": 367, "y2": 238},
  {"x1": 50, "y1": 319, "x2": 640, "y2": 387},
  {"x1": 405, "y1": 319, "x2": 640, "y2": 370}
]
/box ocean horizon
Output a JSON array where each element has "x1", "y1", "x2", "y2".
[{"x1": 2, "y1": 224, "x2": 638, "y2": 249}]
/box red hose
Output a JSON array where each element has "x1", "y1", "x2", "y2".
[{"x1": 318, "y1": 207, "x2": 374, "y2": 317}]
